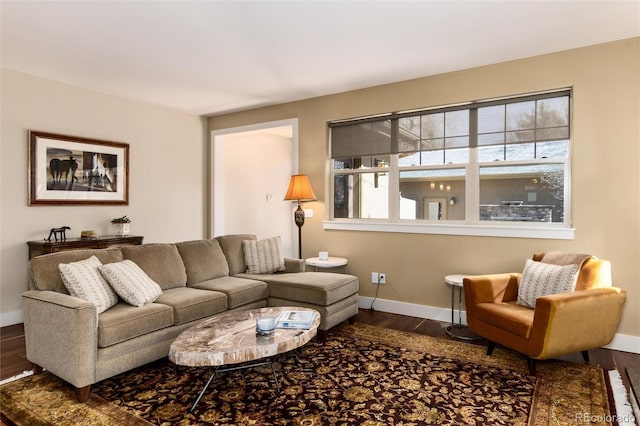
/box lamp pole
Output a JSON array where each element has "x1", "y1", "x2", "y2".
[{"x1": 294, "y1": 201, "x2": 304, "y2": 259}]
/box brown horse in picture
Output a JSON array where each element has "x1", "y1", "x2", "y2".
[{"x1": 50, "y1": 157, "x2": 78, "y2": 184}]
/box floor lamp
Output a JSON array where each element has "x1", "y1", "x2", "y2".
[{"x1": 284, "y1": 175, "x2": 317, "y2": 259}]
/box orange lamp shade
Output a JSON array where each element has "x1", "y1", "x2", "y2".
[{"x1": 283, "y1": 175, "x2": 317, "y2": 202}]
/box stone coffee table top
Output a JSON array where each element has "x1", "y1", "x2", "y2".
[{"x1": 168, "y1": 306, "x2": 320, "y2": 367}]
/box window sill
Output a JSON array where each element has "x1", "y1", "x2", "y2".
[{"x1": 323, "y1": 220, "x2": 575, "y2": 240}]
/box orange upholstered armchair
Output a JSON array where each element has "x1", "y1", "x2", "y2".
[{"x1": 463, "y1": 253, "x2": 626, "y2": 375}]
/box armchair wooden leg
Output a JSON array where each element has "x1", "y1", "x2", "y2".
[
  {"x1": 581, "y1": 350, "x2": 590, "y2": 364},
  {"x1": 31, "y1": 363, "x2": 43, "y2": 375},
  {"x1": 527, "y1": 358, "x2": 536, "y2": 376},
  {"x1": 487, "y1": 341, "x2": 496, "y2": 356},
  {"x1": 348, "y1": 315, "x2": 357, "y2": 325},
  {"x1": 316, "y1": 329, "x2": 327, "y2": 343},
  {"x1": 76, "y1": 385, "x2": 91, "y2": 402}
]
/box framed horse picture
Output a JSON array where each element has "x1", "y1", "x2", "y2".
[{"x1": 28, "y1": 131, "x2": 129, "y2": 205}]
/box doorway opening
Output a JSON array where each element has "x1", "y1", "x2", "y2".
[{"x1": 211, "y1": 119, "x2": 298, "y2": 257}]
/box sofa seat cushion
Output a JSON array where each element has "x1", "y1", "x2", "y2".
[
  {"x1": 98, "y1": 302, "x2": 174, "y2": 348},
  {"x1": 121, "y1": 244, "x2": 187, "y2": 290},
  {"x1": 155, "y1": 287, "x2": 227, "y2": 325},
  {"x1": 192, "y1": 276, "x2": 268, "y2": 309},
  {"x1": 240, "y1": 272, "x2": 359, "y2": 306},
  {"x1": 474, "y1": 301, "x2": 534, "y2": 339},
  {"x1": 176, "y1": 239, "x2": 230, "y2": 285}
]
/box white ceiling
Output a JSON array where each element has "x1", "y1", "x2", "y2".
[{"x1": 1, "y1": 1, "x2": 638, "y2": 117}]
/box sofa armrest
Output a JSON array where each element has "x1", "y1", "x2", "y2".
[
  {"x1": 463, "y1": 273, "x2": 520, "y2": 305},
  {"x1": 284, "y1": 257, "x2": 305, "y2": 273},
  {"x1": 22, "y1": 290, "x2": 98, "y2": 388},
  {"x1": 530, "y1": 287, "x2": 627, "y2": 359}
]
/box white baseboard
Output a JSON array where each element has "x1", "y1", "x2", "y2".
[
  {"x1": 1, "y1": 309, "x2": 23, "y2": 327},
  {"x1": 359, "y1": 296, "x2": 469, "y2": 325},
  {"x1": 604, "y1": 333, "x2": 640, "y2": 354},
  {"x1": 358, "y1": 296, "x2": 640, "y2": 355}
]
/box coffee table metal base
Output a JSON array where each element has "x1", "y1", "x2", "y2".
[{"x1": 191, "y1": 358, "x2": 279, "y2": 412}]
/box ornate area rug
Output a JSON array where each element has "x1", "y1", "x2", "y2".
[{"x1": 0, "y1": 323, "x2": 617, "y2": 425}]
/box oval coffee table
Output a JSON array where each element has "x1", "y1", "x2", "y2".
[{"x1": 169, "y1": 306, "x2": 320, "y2": 411}]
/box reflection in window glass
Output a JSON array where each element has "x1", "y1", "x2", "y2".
[
  {"x1": 399, "y1": 169, "x2": 466, "y2": 220},
  {"x1": 506, "y1": 101, "x2": 535, "y2": 131},
  {"x1": 478, "y1": 105, "x2": 505, "y2": 134},
  {"x1": 536, "y1": 140, "x2": 568, "y2": 158},
  {"x1": 537, "y1": 97, "x2": 569, "y2": 128},
  {"x1": 333, "y1": 172, "x2": 389, "y2": 219},
  {"x1": 479, "y1": 164, "x2": 565, "y2": 223},
  {"x1": 445, "y1": 110, "x2": 470, "y2": 136},
  {"x1": 333, "y1": 155, "x2": 391, "y2": 170},
  {"x1": 422, "y1": 113, "x2": 444, "y2": 139}
]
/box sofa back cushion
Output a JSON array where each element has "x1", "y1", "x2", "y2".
[
  {"x1": 28, "y1": 248, "x2": 123, "y2": 292},
  {"x1": 216, "y1": 234, "x2": 256, "y2": 275},
  {"x1": 121, "y1": 244, "x2": 186, "y2": 290},
  {"x1": 176, "y1": 239, "x2": 230, "y2": 285}
]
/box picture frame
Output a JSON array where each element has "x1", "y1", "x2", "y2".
[{"x1": 28, "y1": 130, "x2": 129, "y2": 205}]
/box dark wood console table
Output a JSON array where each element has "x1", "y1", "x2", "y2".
[{"x1": 27, "y1": 235, "x2": 144, "y2": 259}]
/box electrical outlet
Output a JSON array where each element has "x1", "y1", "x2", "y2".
[{"x1": 371, "y1": 272, "x2": 386, "y2": 284}]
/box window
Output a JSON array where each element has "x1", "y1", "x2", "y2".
[{"x1": 328, "y1": 90, "x2": 573, "y2": 239}]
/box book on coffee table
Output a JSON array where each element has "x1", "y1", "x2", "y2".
[{"x1": 276, "y1": 310, "x2": 317, "y2": 329}]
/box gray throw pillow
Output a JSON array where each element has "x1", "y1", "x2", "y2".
[{"x1": 242, "y1": 236, "x2": 286, "y2": 274}]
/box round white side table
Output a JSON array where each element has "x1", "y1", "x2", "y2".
[
  {"x1": 306, "y1": 257, "x2": 348, "y2": 273},
  {"x1": 444, "y1": 274, "x2": 481, "y2": 341}
]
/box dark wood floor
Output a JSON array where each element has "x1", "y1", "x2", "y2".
[{"x1": 2, "y1": 309, "x2": 639, "y2": 403}]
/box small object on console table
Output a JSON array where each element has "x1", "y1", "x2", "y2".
[
  {"x1": 46, "y1": 226, "x2": 71, "y2": 242},
  {"x1": 80, "y1": 230, "x2": 97, "y2": 240}
]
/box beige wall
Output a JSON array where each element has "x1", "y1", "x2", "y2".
[
  {"x1": 209, "y1": 38, "x2": 640, "y2": 340},
  {"x1": 0, "y1": 69, "x2": 206, "y2": 325}
]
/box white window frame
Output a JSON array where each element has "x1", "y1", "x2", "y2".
[{"x1": 325, "y1": 91, "x2": 575, "y2": 240}]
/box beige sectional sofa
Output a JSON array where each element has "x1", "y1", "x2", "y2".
[{"x1": 22, "y1": 234, "x2": 359, "y2": 401}]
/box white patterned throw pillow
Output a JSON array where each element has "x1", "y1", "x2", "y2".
[
  {"x1": 98, "y1": 260, "x2": 162, "y2": 307},
  {"x1": 242, "y1": 236, "x2": 286, "y2": 274},
  {"x1": 59, "y1": 255, "x2": 119, "y2": 314},
  {"x1": 517, "y1": 259, "x2": 580, "y2": 308}
]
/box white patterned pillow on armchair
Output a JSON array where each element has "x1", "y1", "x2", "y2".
[{"x1": 517, "y1": 259, "x2": 579, "y2": 308}]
